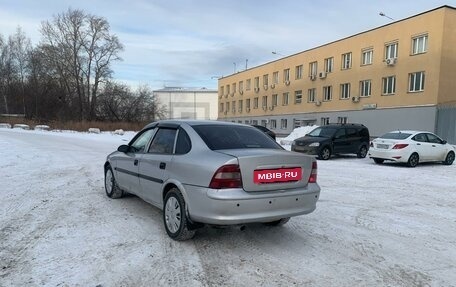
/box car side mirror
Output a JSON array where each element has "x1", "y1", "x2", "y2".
[
  {"x1": 442, "y1": 140, "x2": 447, "y2": 144},
  {"x1": 117, "y1": 144, "x2": 130, "y2": 153}
]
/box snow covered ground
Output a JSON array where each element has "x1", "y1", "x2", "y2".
[{"x1": 1, "y1": 127, "x2": 455, "y2": 287}]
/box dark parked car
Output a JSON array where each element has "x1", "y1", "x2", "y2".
[
  {"x1": 252, "y1": 124, "x2": 276, "y2": 140},
  {"x1": 291, "y1": 123, "x2": 370, "y2": 160},
  {"x1": 105, "y1": 120, "x2": 320, "y2": 240}
]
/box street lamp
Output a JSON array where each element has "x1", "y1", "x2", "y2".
[{"x1": 379, "y1": 12, "x2": 394, "y2": 21}]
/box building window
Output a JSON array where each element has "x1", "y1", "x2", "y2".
[
  {"x1": 385, "y1": 42, "x2": 398, "y2": 59},
  {"x1": 238, "y1": 100, "x2": 243, "y2": 112},
  {"x1": 362, "y1": 49, "x2": 373, "y2": 65},
  {"x1": 239, "y1": 81, "x2": 244, "y2": 93},
  {"x1": 409, "y1": 71, "x2": 425, "y2": 92},
  {"x1": 246, "y1": 79, "x2": 251, "y2": 90},
  {"x1": 340, "y1": 83, "x2": 350, "y2": 99},
  {"x1": 226, "y1": 84, "x2": 230, "y2": 95},
  {"x1": 321, "y1": 117, "x2": 330, "y2": 125},
  {"x1": 382, "y1": 76, "x2": 396, "y2": 95},
  {"x1": 263, "y1": 74, "x2": 269, "y2": 87},
  {"x1": 272, "y1": 94, "x2": 278, "y2": 106},
  {"x1": 294, "y1": 90, "x2": 302, "y2": 104},
  {"x1": 360, "y1": 80, "x2": 371, "y2": 97},
  {"x1": 254, "y1": 77, "x2": 260, "y2": 89},
  {"x1": 226, "y1": 102, "x2": 230, "y2": 113},
  {"x1": 295, "y1": 65, "x2": 303, "y2": 79},
  {"x1": 307, "y1": 88, "x2": 316, "y2": 103},
  {"x1": 281, "y1": 119, "x2": 288, "y2": 129},
  {"x1": 273, "y1": 71, "x2": 279, "y2": 84},
  {"x1": 232, "y1": 101, "x2": 236, "y2": 113},
  {"x1": 324, "y1": 57, "x2": 333, "y2": 73},
  {"x1": 323, "y1": 86, "x2": 332, "y2": 101},
  {"x1": 262, "y1": 96, "x2": 268, "y2": 108},
  {"x1": 309, "y1": 61, "x2": 317, "y2": 77},
  {"x1": 341, "y1": 52, "x2": 352, "y2": 69},
  {"x1": 220, "y1": 86, "x2": 224, "y2": 97},
  {"x1": 261, "y1": 120, "x2": 267, "y2": 127},
  {"x1": 253, "y1": 97, "x2": 259, "y2": 108},
  {"x1": 283, "y1": 69, "x2": 290, "y2": 82},
  {"x1": 282, "y1": 92, "x2": 289, "y2": 106},
  {"x1": 338, "y1": 117, "x2": 348, "y2": 124},
  {"x1": 232, "y1": 83, "x2": 236, "y2": 94},
  {"x1": 245, "y1": 120, "x2": 249, "y2": 124},
  {"x1": 412, "y1": 34, "x2": 428, "y2": 55},
  {"x1": 252, "y1": 120, "x2": 258, "y2": 125},
  {"x1": 246, "y1": 98, "x2": 251, "y2": 109},
  {"x1": 270, "y1": 119, "x2": 277, "y2": 129},
  {"x1": 220, "y1": 103, "x2": 224, "y2": 112}
]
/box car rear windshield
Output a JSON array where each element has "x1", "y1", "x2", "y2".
[
  {"x1": 379, "y1": 132, "x2": 412, "y2": 140},
  {"x1": 193, "y1": 125, "x2": 282, "y2": 150}
]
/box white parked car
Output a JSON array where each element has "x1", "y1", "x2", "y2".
[{"x1": 368, "y1": 130, "x2": 455, "y2": 167}]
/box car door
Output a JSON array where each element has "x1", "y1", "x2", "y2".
[
  {"x1": 115, "y1": 128, "x2": 156, "y2": 193},
  {"x1": 425, "y1": 133, "x2": 447, "y2": 160},
  {"x1": 332, "y1": 128, "x2": 349, "y2": 154},
  {"x1": 138, "y1": 127, "x2": 178, "y2": 206},
  {"x1": 411, "y1": 133, "x2": 433, "y2": 161}
]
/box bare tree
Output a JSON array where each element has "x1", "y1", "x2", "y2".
[{"x1": 40, "y1": 8, "x2": 123, "y2": 120}]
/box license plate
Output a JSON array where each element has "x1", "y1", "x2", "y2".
[
  {"x1": 254, "y1": 167, "x2": 302, "y2": 184},
  {"x1": 377, "y1": 144, "x2": 389, "y2": 149}
]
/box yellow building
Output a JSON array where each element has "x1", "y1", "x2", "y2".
[{"x1": 217, "y1": 5, "x2": 456, "y2": 143}]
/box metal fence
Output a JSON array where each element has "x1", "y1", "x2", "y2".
[{"x1": 436, "y1": 105, "x2": 456, "y2": 145}]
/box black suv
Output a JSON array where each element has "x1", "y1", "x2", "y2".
[{"x1": 291, "y1": 123, "x2": 370, "y2": 160}]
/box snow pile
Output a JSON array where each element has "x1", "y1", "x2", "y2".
[
  {"x1": 0, "y1": 123, "x2": 12, "y2": 129},
  {"x1": 34, "y1": 125, "x2": 50, "y2": 131},
  {"x1": 113, "y1": 129, "x2": 125, "y2": 135},
  {"x1": 13, "y1": 124, "x2": 30, "y2": 130},
  {"x1": 88, "y1": 127, "x2": 101, "y2": 134},
  {"x1": 279, "y1": 125, "x2": 318, "y2": 145}
]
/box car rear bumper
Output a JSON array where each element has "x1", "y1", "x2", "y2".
[
  {"x1": 184, "y1": 184, "x2": 320, "y2": 225},
  {"x1": 368, "y1": 149, "x2": 410, "y2": 162}
]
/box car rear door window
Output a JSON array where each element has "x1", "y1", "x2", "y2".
[
  {"x1": 175, "y1": 128, "x2": 191, "y2": 154},
  {"x1": 148, "y1": 128, "x2": 177, "y2": 154}
]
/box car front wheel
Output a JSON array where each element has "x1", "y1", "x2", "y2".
[
  {"x1": 105, "y1": 166, "x2": 123, "y2": 198},
  {"x1": 407, "y1": 153, "x2": 419, "y2": 168},
  {"x1": 443, "y1": 151, "x2": 455, "y2": 165},
  {"x1": 318, "y1": 147, "x2": 331, "y2": 160},
  {"x1": 163, "y1": 188, "x2": 196, "y2": 241}
]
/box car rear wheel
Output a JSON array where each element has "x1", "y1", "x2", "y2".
[
  {"x1": 163, "y1": 188, "x2": 196, "y2": 241},
  {"x1": 373, "y1": 158, "x2": 384, "y2": 164},
  {"x1": 407, "y1": 153, "x2": 419, "y2": 168},
  {"x1": 263, "y1": 217, "x2": 290, "y2": 226},
  {"x1": 105, "y1": 166, "x2": 123, "y2": 198},
  {"x1": 443, "y1": 151, "x2": 455, "y2": 165},
  {"x1": 357, "y1": 145, "x2": 368, "y2": 158},
  {"x1": 318, "y1": 147, "x2": 331, "y2": 160}
]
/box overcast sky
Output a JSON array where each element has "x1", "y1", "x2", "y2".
[{"x1": 0, "y1": 0, "x2": 451, "y2": 90}]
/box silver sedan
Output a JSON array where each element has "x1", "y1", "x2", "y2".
[{"x1": 104, "y1": 120, "x2": 320, "y2": 240}]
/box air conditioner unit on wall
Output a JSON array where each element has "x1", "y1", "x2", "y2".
[
  {"x1": 285, "y1": 80, "x2": 290, "y2": 86},
  {"x1": 269, "y1": 106, "x2": 274, "y2": 111},
  {"x1": 386, "y1": 58, "x2": 397, "y2": 66},
  {"x1": 315, "y1": 100, "x2": 321, "y2": 106},
  {"x1": 352, "y1": 96, "x2": 360, "y2": 103},
  {"x1": 270, "y1": 84, "x2": 275, "y2": 89},
  {"x1": 319, "y1": 72, "x2": 326, "y2": 79},
  {"x1": 263, "y1": 85, "x2": 268, "y2": 90}
]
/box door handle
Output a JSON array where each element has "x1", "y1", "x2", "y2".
[
  {"x1": 134, "y1": 159, "x2": 139, "y2": 166},
  {"x1": 159, "y1": 162, "x2": 166, "y2": 169},
  {"x1": 417, "y1": 143, "x2": 421, "y2": 145}
]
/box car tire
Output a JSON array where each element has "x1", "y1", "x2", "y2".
[
  {"x1": 163, "y1": 188, "x2": 196, "y2": 241},
  {"x1": 407, "y1": 153, "x2": 419, "y2": 168},
  {"x1": 263, "y1": 217, "x2": 290, "y2": 226},
  {"x1": 357, "y1": 145, "x2": 368, "y2": 158},
  {"x1": 105, "y1": 166, "x2": 124, "y2": 199},
  {"x1": 318, "y1": 147, "x2": 331, "y2": 160},
  {"x1": 373, "y1": 158, "x2": 384, "y2": 164},
  {"x1": 443, "y1": 151, "x2": 455, "y2": 165}
]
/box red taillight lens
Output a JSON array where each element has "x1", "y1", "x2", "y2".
[
  {"x1": 392, "y1": 143, "x2": 409, "y2": 149},
  {"x1": 209, "y1": 164, "x2": 242, "y2": 189},
  {"x1": 308, "y1": 161, "x2": 318, "y2": 183}
]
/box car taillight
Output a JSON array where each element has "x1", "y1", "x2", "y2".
[
  {"x1": 392, "y1": 144, "x2": 409, "y2": 149},
  {"x1": 209, "y1": 164, "x2": 242, "y2": 189},
  {"x1": 308, "y1": 161, "x2": 318, "y2": 183}
]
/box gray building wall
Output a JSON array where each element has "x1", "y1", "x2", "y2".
[{"x1": 436, "y1": 105, "x2": 456, "y2": 144}]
